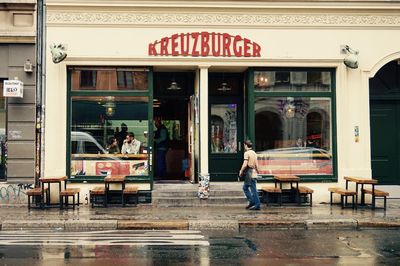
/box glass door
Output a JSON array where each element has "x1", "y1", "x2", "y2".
[{"x1": 208, "y1": 73, "x2": 244, "y2": 181}]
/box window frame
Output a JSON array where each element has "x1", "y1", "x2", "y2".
[
  {"x1": 66, "y1": 66, "x2": 154, "y2": 185},
  {"x1": 247, "y1": 67, "x2": 337, "y2": 182}
]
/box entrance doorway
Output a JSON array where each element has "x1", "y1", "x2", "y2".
[
  {"x1": 153, "y1": 71, "x2": 195, "y2": 181},
  {"x1": 370, "y1": 59, "x2": 400, "y2": 185}
]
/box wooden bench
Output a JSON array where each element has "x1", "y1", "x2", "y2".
[
  {"x1": 362, "y1": 188, "x2": 389, "y2": 210},
  {"x1": 90, "y1": 186, "x2": 106, "y2": 207},
  {"x1": 26, "y1": 187, "x2": 49, "y2": 209},
  {"x1": 328, "y1": 187, "x2": 357, "y2": 209},
  {"x1": 122, "y1": 186, "x2": 139, "y2": 207},
  {"x1": 298, "y1": 186, "x2": 314, "y2": 206},
  {"x1": 261, "y1": 186, "x2": 282, "y2": 206},
  {"x1": 60, "y1": 188, "x2": 80, "y2": 210}
]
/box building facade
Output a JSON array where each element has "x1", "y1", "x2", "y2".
[
  {"x1": 0, "y1": 1, "x2": 36, "y2": 184},
  {"x1": 44, "y1": 0, "x2": 400, "y2": 202}
]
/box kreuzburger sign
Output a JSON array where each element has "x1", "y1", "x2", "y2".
[{"x1": 148, "y1": 32, "x2": 261, "y2": 57}]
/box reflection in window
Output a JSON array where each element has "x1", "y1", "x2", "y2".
[
  {"x1": 80, "y1": 70, "x2": 96, "y2": 87},
  {"x1": 70, "y1": 96, "x2": 149, "y2": 177},
  {"x1": 255, "y1": 97, "x2": 332, "y2": 175},
  {"x1": 254, "y1": 70, "x2": 331, "y2": 92},
  {"x1": 211, "y1": 104, "x2": 237, "y2": 153},
  {"x1": 71, "y1": 67, "x2": 149, "y2": 91},
  {"x1": 117, "y1": 71, "x2": 134, "y2": 89}
]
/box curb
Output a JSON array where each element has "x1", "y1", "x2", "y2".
[
  {"x1": 1, "y1": 219, "x2": 400, "y2": 231},
  {"x1": 358, "y1": 221, "x2": 400, "y2": 229},
  {"x1": 304, "y1": 219, "x2": 358, "y2": 230},
  {"x1": 117, "y1": 220, "x2": 188, "y2": 230},
  {"x1": 239, "y1": 220, "x2": 304, "y2": 230}
]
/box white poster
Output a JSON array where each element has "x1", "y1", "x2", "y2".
[{"x1": 3, "y1": 79, "x2": 23, "y2": 98}]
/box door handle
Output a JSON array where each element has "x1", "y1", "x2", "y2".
[{"x1": 238, "y1": 141, "x2": 241, "y2": 152}]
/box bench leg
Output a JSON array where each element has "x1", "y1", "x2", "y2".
[
  {"x1": 372, "y1": 195, "x2": 376, "y2": 210},
  {"x1": 73, "y1": 196, "x2": 75, "y2": 210},
  {"x1": 78, "y1": 192, "x2": 80, "y2": 207},
  {"x1": 352, "y1": 195, "x2": 355, "y2": 209},
  {"x1": 384, "y1": 196, "x2": 387, "y2": 211},
  {"x1": 60, "y1": 195, "x2": 63, "y2": 210},
  {"x1": 28, "y1": 195, "x2": 31, "y2": 210},
  {"x1": 310, "y1": 193, "x2": 313, "y2": 207},
  {"x1": 341, "y1": 195, "x2": 344, "y2": 208},
  {"x1": 330, "y1": 192, "x2": 333, "y2": 205},
  {"x1": 40, "y1": 193, "x2": 44, "y2": 209}
]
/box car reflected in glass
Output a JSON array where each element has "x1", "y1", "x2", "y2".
[{"x1": 257, "y1": 147, "x2": 333, "y2": 175}]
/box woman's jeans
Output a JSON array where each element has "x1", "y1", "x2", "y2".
[{"x1": 242, "y1": 169, "x2": 260, "y2": 208}]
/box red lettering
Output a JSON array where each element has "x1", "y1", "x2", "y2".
[
  {"x1": 243, "y1": 38, "x2": 251, "y2": 57},
  {"x1": 191, "y1": 33, "x2": 200, "y2": 56},
  {"x1": 211, "y1": 32, "x2": 221, "y2": 56},
  {"x1": 201, "y1": 32, "x2": 210, "y2": 56},
  {"x1": 148, "y1": 32, "x2": 261, "y2": 57},
  {"x1": 160, "y1": 37, "x2": 169, "y2": 56},
  {"x1": 180, "y1": 33, "x2": 190, "y2": 56},
  {"x1": 148, "y1": 42, "x2": 157, "y2": 56},
  {"x1": 253, "y1": 42, "x2": 261, "y2": 57},
  {"x1": 232, "y1": 35, "x2": 242, "y2": 57},
  {"x1": 222, "y1": 34, "x2": 231, "y2": 57},
  {"x1": 171, "y1": 34, "x2": 179, "y2": 56}
]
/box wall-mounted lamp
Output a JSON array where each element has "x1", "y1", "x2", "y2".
[
  {"x1": 341, "y1": 45, "x2": 359, "y2": 69},
  {"x1": 24, "y1": 59, "x2": 33, "y2": 73},
  {"x1": 50, "y1": 43, "x2": 67, "y2": 64}
]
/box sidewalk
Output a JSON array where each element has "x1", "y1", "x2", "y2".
[{"x1": 1, "y1": 200, "x2": 400, "y2": 231}]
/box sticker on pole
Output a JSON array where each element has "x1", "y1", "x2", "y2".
[{"x1": 3, "y1": 79, "x2": 23, "y2": 98}]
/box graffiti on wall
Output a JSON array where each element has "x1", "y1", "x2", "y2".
[{"x1": 0, "y1": 183, "x2": 32, "y2": 204}]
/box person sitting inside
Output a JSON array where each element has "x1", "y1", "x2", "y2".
[
  {"x1": 121, "y1": 132, "x2": 141, "y2": 154},
  {"x1": 106, "y1": 137, "x2": 120, "y2": 154}
]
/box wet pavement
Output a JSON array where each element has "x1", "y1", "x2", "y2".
[
  {"x1": 0, "y1": 229, "x2": 399, "y2": 265},
  {"x1": 1, "y1": 201, "x2": 400, "y2": 231}
]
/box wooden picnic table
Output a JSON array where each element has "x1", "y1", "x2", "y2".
[
  {"x1": 104, "y1": 175, "x2": 126, "y2": 207},
  {"x1": 273, "y1": 175, "x2": 300, "y2": 204},
  {"x1": 39, "y1": 176, "x2": 67, "y2": 206},
  {"x1": 344, "y1": 176, "x2": 378, "y2": 206}
]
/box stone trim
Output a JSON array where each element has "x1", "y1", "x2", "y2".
[{"x1": 47, "y1": 12, "x2": 400, "y2": 27}]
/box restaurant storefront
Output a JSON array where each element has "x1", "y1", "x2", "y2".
[{"x1": 44, "y1": 0, "x2": 400, "y2": 203}]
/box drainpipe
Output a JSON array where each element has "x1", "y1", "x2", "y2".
[{"x1": 35, "y1": 0, "x2": 46, "y2": 186}]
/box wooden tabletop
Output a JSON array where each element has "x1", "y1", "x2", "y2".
[
  {"x1": 344, "y1": 176, "x2": 378, "y2": 184},
  {"x1": 39, "y1": 176, "x2": 67, "y2": 182},
  {"x1": 104, "y1": 175, "x2": 126, "y2": 183},
  {"x1": 273, "y1": 175, "x2": 300, "y2": 182}
]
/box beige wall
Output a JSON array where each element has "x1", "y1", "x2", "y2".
[{"x1": 45, "y1": 1, "x2": 400, "y2": 201}]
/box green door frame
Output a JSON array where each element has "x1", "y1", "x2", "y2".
[
  {"x1": 66, "y1": 67, "x2": 154, "y2": 188},
  {"x1": 246, "y1": 67, "x2": 338, "y2": 182}
]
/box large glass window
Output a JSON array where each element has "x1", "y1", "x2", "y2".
[
  {"x1": 253, "y1": 69, "x2": 335, "y2": 177},
  {"x1": 70, "y1": 96, "x2": 149, "y2": 178}
]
